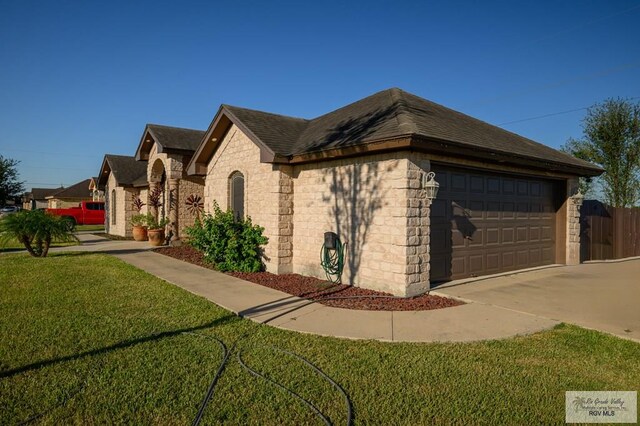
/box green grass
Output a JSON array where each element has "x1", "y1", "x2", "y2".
[
  {"x1": 75, "y1": 224, "x2": 105, "y2": 232},
  {"x1": 0, "y1": 237, "x2": 78, "y2": 253},
  {"x1": 1, "y1": 253, "x2": 638, "y2": 424}
]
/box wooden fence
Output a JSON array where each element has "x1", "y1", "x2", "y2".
[{"x1": 580, "y1": 200, "x2": 640, "y2": 261}]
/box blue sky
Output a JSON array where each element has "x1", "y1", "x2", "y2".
[{"x1": 1, "y1": 1, "x2": 639, "y2": 190}]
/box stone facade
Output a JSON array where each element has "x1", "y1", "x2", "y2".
[
  {"x1": 105, "y1": 171, "x2": 138, "y2": 237},
  {"x1": 204, "y1": 125, "x2": 284, "y2": 272},
  {"x1": 201, "y1": 126, "x2": 586, "y2": 296},
  {"x1": 292, "y1": 153, "x2": 422, "y2": 295},
  {"x1": 146, "y1": 144, "x2": 204, "y2": 241}
]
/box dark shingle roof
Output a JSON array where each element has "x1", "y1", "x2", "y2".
[
  {"x1": 223, "y1": 106, "x2": 309, "y2": 155},
  {"x1": 46, "y1": 179, "x2": 92, "y2": 199},
  {"x1": 30, "y1": 187, "x2": 63, "y2": 200},
  {"x1": 100, "y1": 155, "x2": 148, "y2": 187},
  {"x1": 221, "y1": 88, "x2": 600, "y2": 173},
  {"x1": 147, "y1": 124, "x2": 205, "y2": 152}
]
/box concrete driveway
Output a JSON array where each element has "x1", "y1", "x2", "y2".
[{"x1": 435, "y1": 259, "x2": 640, "y2": 342}]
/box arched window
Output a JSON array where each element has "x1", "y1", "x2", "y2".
[
  {"x1": 111, "y1": 189, "x2": 117, "y2": 225},
  {"x1": 230, "y1": 171, "x2": 244, "y2": 220}
]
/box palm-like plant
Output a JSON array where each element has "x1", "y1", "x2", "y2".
[{"x1": 0, "y1": 210, "x2": 78, "y2": 257}]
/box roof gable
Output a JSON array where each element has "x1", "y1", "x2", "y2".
[
  {"x1": 46, "y1": 179, "x2": 92, "y2": 200},
  {"x1": 135, "y1": 123, "x2": 205, "y2": 161},
  {"x1": 97, "y1": 154, "x2": 148, "y2": 189}
]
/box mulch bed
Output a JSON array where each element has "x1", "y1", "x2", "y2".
[{"x1": 155, "y1": 245, "x2": 463, "y2": 311}]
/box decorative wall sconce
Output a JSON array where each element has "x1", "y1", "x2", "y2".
[{"x1": 422, "y1": 171, "x2": 440, "y2": 201}]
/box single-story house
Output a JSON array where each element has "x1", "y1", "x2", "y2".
[
  {"x1": 89, "y1": 177, "x2": 105, "y2": 201},
  {"x1": 97, "y1": 154, "x2": 148, "y2": 237},
  {"x1": 134, "y1": 124, "x2": 206, "y2": 244},
  {"x1": 46, "y1": 178, "x2": 94, "y2": 209},
  {"x1": 22, "y1": 187, "x2": 63, "y2": 210},
  {"x1": 186, "y1": 88, "x2": 602, "y2": 296}
]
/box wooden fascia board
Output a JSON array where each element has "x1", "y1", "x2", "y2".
[
  {"x1": 410, "y1": 135, "x2": 604, "y2": 177},
  {"x1": 186, "y1": 106, "x2": 228, "y2": 176},
  {"x1": 135, "y1": 127, "x2": 154, "y2": 161},
  {"x1": 187, "y1": 106, "x2": 281, "y2": 175}
]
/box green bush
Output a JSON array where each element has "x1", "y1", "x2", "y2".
[
  {"x1": 0, "y1": 210, "x2": 78, "y2": 257},
  {"x1": 185, "y1": 201, "x2": 268, "y2": 272}
]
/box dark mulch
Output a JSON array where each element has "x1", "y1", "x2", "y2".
[{"x1": 155, "y1": 245, "x2": 463, "y2": 311}]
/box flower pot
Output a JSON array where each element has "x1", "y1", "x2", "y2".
[
  {"x1": 147, "y1": 228, "x2": 165, "y2": 246},
  {"x1": 132, "y1": 225, "x2": 148, "y2": 242}
]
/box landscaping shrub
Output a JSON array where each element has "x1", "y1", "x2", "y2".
[
  {"x1": 185, "y1": 201, "x2": 268, "y2": 272},
  {"x1": 0, "y1": 209, "x2": 77, "y2": 257}
]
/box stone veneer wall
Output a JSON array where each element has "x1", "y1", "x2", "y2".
[
  {"x1": 291, "y1": 152, "x2": 430, "y2": 296},
  {"x1": 178, "y1": 177, "x2": 205, "y2": 236},
  {"x1": 105, "y1": 172, "x2": 137, "y2": 237},
  {"x1": 204, "y1": 125, "x2": 285, "y2": 273}
]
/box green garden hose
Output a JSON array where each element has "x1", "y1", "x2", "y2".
[{"x1": 320, "y1": 237, "x2": 345, "y2": 284}]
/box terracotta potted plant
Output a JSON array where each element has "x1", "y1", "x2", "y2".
[
  {"x1": 131, "y1": 213, "x2": 151, "y2": 241},
  {"x1": 146, "y1": 216, "x2": 169, "y2": 246},
  {"x1": 130, "y1": 196, "x2": 147, "y2": 241}
]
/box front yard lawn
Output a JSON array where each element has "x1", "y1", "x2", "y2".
[
  {"x1": 75, "y1": 224, "x2": 105, "y2": 232},
  {"x1": 1, "y1": 253, "x2": 638, "y2": 424}
]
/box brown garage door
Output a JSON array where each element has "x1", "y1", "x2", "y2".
[{"x1": 430, "y1": 165, "x2": 559, "y2": 282}]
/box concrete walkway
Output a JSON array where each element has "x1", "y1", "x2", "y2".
[{"x1": 49, "y1": 234, "x2": 559, "y2": 343}]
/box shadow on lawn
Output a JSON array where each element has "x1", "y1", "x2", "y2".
[
  {"x1": 238, "y1": 283, "x2": 354, "y2": 324},
  {"x1": 0, "y1": 314, "x2": 237, "y2": 379}
]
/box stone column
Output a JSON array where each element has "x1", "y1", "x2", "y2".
[
  {"x1": 168, "y1": 178, "x2": 181, "y2": 246},
  {"x1": 566, "y1": 178, "x2": 583, "y2": 265},
  {"x1": 276, "y1": 166, "x2": 294, "y2": 273},
  {"x1": 566, "y1": 196, "x2": 583, "y2": 265},
  {"x1": 405, "y1": 158, "x2": 432, "y2": 297}
]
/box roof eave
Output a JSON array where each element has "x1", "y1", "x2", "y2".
[
  {"x1": 135, "y1": 126, "x2": 155, "y2": 161},
  {"x1": 97, "y1": 156, "x2": 112, "y2": 189},
  {"x1": 187, "y1": 105, "x2": 281, "y2": 176}
]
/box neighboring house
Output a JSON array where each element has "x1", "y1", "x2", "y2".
[
  {"x1": 186, "y1": 88, "x2": 602, "y2": 296},
  {"x1": 89, "y1": 177, "x2": 105, "y2": 201},
  {"x1": 46, "y1": 179, "x2": 94, "y2": 209},
  {"x1": 22, "y1": 187, "x2": 63, "y2": 210},
  {"x1": 134, "y1": 124, "x2": 205, "y2": 244},
  {"x1": 97, "y1": 154, "x2": 148, "y2": 237}
]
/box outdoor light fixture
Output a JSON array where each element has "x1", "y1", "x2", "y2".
[
  {"x1": 422, "y1": 171, "x2": 440, "y2": 201},
  {"x1": 572, "y1": 190, "x2": 584, "y2": 204}
]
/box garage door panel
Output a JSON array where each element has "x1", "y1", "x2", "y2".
[
  {"x1": 542, "y1": 247, "x2": 554, "y2": 262},
  {"x1": 502, "y1": 228, "x2": 515, "y2": 244},
  {"x1": 469, "y1": 255, "x2": 484, "y2": 273},
  {"x1": 430, "y1": 165, "x2": 558, "y2": 282},
  {"x1": 486, "y1": 228, "x2": 499, "y2": 245},
  {"x1": 451, "y1": 173, "x2": 467, "y2": 191},
  {"x1": 502, "y1": 252, "x2": 515, "y2": 268},
  {"x1": 487, "y1": 253, "x2": 500, "y2": 270},
  {"x1": 517, "y1": 250, "x2": 529, "y2": 267}
]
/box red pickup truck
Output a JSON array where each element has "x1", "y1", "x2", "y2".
[{"x1": 47, "y1": 201, "x2": 105, "y2": 226}]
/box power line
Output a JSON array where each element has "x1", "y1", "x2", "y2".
[{"x1": 498, "y1": 96, "x2": 640, "y2": 126}]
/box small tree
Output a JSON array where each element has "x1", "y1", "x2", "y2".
[
  {"x1": 0, "y1": 155, "x2": 24, "y2": 206},
  {"x1": 562, "y1": 98, "x2": 640, "y2": 207},
  {"x1": 0, "y1": 210, "x2": 78, "y2": 257}
]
